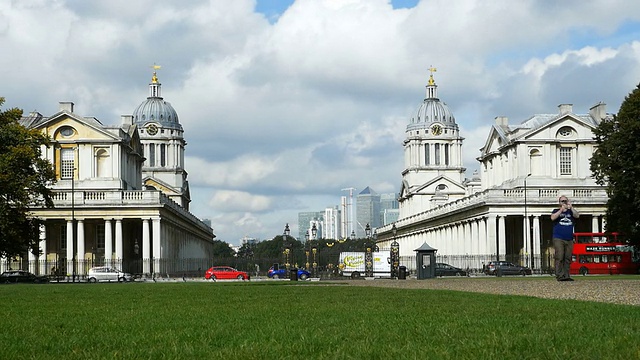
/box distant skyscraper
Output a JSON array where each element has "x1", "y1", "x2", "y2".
[
  {"x1": 382, "y1": 209, "x2": 400, "y2": 225},
  {"x1": 356, "y1": 186, "x2": 381, "y2": 238},
  {"x1": 323, "y1": 206, "x2": 342, "y2": 240},
  {"x1": 379, "y1": 193, "x2": 399, "y2": 226},
  {"x1": 297, "y1": 211, "x2": 324, "y2": 241}
]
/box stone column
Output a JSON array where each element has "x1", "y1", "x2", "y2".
[
  {"x1": 142, "y1": 218, "x2": 151, "y2": 274},
  {"x1": 115, "y1": 219, "x2": 123, "y2": 265},
  {"x1": 486, "y1": 214, "x2": 498, "y2": 260},
  {"x1": 152, "y1": 217, "x2": 161, "y2": 275},
  {"x1": 39, "y1": 224, "x2": 47, "y2": 275},
  {"x1": 533, "y1": 215, "x2": 541, "y2": 270},
  {"x1": 77, "y1": 220, "x2": 85, "y2": 275},
  {"x1": 105, "y1": 219, "x2": 113, "y2": 266},
  {"x1": 66, "y1": 220, "x2": 74, "y2": 276},
  {"x1": 496, "y1": 215, "x2": 505, "y2": 260},
  {"x1": 592, "y1": 215, "x2": 600, "y2": 233}
]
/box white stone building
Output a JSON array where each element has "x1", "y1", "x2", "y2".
[
  {"x1": 376, "y1": 71, "x2": 609, "y2": 272},
  {"x1": 7, "y1": 71, "x2": 216, "y2": 278}
]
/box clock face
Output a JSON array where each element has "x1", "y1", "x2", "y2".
[
  {"x1": 431, "y1": 125, "x2": 442, "y2": 136},
  {"x1": 147, "y1": 124, "x2": 158, "y2": 135}
]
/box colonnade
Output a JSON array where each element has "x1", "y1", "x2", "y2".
[{"x1": 392, "y1": 213, "x2": 606, "y2": 270}]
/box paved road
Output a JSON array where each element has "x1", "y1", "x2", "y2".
[{"x1": 344, "y1": 276, "x2": 640, "y2": 306}]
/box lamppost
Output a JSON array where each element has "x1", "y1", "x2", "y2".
[
  {"x1": 283, "y1": 223, "x2": 291, "y2": 269},
  {"x1": 391, "y1": 224, "x2": 399, "y2": 279},
  {"x1": 364, "y1": 223, "x2": 373, "y2": 277},
  {"x1": 71, "y1": 151, "x2": 77, "y2": 283},
  {"x1": 524, "y1": 173, "x2": 531, "y2": 269},
  {"x1": 305, "y1": 232, "x2": 310, "y2": 270},
  {"x1": 311, "y1": 223, "x2": 318, "y2": 276}
]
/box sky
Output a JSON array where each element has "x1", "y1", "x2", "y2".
[{"x1": 2, "y1": 0, "x2": 640, "y2": 245}]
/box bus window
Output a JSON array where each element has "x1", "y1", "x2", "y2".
[{"x1": 602, "y1": 255, "x2": 608, "y2": 263}]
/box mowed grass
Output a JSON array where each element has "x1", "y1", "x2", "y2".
[{"x1": 1, "y1": 281, "x2": 639, "y2": 360}]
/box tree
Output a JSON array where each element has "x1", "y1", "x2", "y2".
[
  {"x1": 590, "y1": 83, "x2": 640, "y2": 245},
  {"x1": 0, "y1": 98, "x2": 56, "y2": 258},
  {"x1": 210, "y1": 239, "x2": 235, "y2": 258}
]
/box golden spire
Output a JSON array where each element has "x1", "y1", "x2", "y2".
[
  {"x1": 427, "y1": 65, "x2": 437, "y2": 86},
  {"x1": 150, "y1": 64, "x2": 161, "y2": 83}
]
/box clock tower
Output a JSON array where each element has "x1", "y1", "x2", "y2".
[
  {"x1": 398, "y1": 68, "x2": 466, "y2": 218},
  {"x1": 132, "y1": 66, "x2": 191, "y2": 210}
]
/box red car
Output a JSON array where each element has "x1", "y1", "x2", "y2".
[{"x1": 204, "y1": 266, "x2": 249, "y2": 280}]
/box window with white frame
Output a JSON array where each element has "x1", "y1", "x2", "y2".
[
  {"x1": 96, "y1": 224, "x2": 105, "y2": 249},
  {"x1": 149, "y1": 143, "x2": 155, "y2": 167},
  {"x1": 424, "y1": 145, "x2": 430, "y2": 165},
  {"x1": 160, "y1": 144, "x2": 166, "y2": 167},
  {"x1": 60, "y1": 225, "x2": 67, "y2": 250},
  {"x1": 559, "y1": 147, "x2": 572, "y2": 175},
  {"x1": 60, "y1": 148, "x2": 75, "y2": 179}
]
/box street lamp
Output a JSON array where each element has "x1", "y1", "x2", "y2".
[
  {"x1": 365, "y1": 223, "x2": 373, "y2": 277},
  {"x1": 311, "y1": 223, "x2": 318, "y2": 276},
  {"x1": 283, "y1": 223, "x2": 291, "y2": 269},
  {"x1": 391, "y1": 224, "x2": 399, "y2": 279},
  {"x1": 305, "y1": 232, "x2": 310, "y2": 270},
  {"x1": 524, "y1": 173, "x2": 531, "y2": 269}
]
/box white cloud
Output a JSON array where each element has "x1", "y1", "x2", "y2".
[{"x1": 3, "y1": 0, "x2": 640, "y2": 244}]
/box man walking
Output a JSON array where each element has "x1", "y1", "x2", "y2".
[{"x1": 551, "y1": 196, "x2": 580, "y2": 281}]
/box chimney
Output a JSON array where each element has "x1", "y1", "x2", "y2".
[
  {"x1": 59, "y1": 101, "x2": 74, "y2": 113},
  {"x1": 495, "y1": 116, "x2": 508, "y2": 126},
  {"x1": 589, "y1": 102, "x2": 607, "y2": 121},
  {"x1": 558, "y1": 104, "x2": 573, "y2": 115},
  {"x1": 121, "y1": 115, "x2": 134, "y2": 125}
]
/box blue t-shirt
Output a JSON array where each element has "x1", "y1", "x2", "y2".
[{"x1": 552, "y1": 208, "x2": 575, "y2": 241}]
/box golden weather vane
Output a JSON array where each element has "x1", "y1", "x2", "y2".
[
  {"x1": 428, "y1": 65, "x2": 437, "y2": 85},
  {"x1": 150, "y1": 64, "x2": 162, "y2": 83}
]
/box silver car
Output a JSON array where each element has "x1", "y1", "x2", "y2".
[{"x1": 87, "y1": 266, "x2": 133, "y2": 283}]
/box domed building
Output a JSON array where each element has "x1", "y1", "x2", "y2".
[
  {"x1": 375, "y1": 67, "x2": 610, "y2": 277},
  {"x1": 398, "y1": 69, "x2": 466, "y2": 218},
  {"x1": 11, "y1": 70, "x2": 216, "y2": 279},
  {"x1": 133, "y1": 69, "x2": 190, "y2": 210}
]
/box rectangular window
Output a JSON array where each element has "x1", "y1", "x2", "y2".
[
  {"x1": 60, "y1": 148, "x2": 75, "y2": 179},
  {"x1": 425, "y1": 145, "x2": 430, "y2": 165},
  {"x1": 96, "y1": 224, "x2": 105, "y2": 249},
  {"x1": 559, "y1": 147, "x2": 572, "y2": 175},
  {"x1": 160, "y1": 144, "x2": 166, "y2": 167},
  {"x1": 60, "y1": 226, "x2": 67, "y2": 250},
  {"x1": 149, "y1": 144, "x2": 155, "y2": 167},
  {"x1": 434, "y1": 144, "x2": 441, "y2": 165},
  {"x1": 444, "y1": 144, "x2": 449, "y2": 166}
]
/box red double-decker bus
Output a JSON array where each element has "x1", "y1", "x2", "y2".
[{"x1": 570, "y1": 232, "x2": 640, "y2": 275}]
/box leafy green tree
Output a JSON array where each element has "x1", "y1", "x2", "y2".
[
  {"x1": 210, "y1": 239, "x2": 235, "y2": 258},
  {"x1": 0, "y1": 98, "x2": 56, "y2": 258},
  {"x1": 590, "y1": 84, "x2": 640, "y2": 245}
]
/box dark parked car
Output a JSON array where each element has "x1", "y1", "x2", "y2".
[
  {"x1": 268, "y1": 264, "x2": 310, "y2": 280},
  {"x1": 435, "y1": 263, "x2": 468, "y2": 277},
  {"x1": 484, "y1": 261, "x2": 532, "y2": 276},
  {"x1": 0, "y1": 270, "x2": 50, "y2": 284}
]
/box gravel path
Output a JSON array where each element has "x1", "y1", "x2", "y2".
[{"x1": 343, "y1": 276, "x2": 640, "y2": 306}]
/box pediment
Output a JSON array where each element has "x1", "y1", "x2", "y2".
[
  {"x1": 143, "y1": 177, "x2": 180, "y2": 196},
  {"x1": 37, "y1": 111, "x2": 120, "y2": 142},
  {"x1": 412, "y1": 175, "x2": 466, "y2": 194}
]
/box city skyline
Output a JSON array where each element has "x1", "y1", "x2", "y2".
[{"x1": 3, "y1": 1, "x2": 640, "y2": 245}]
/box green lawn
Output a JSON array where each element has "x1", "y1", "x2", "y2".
[{"x1": 0, "y1": 281, "x2": 638, "y2": 359}]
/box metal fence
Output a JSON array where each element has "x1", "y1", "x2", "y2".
[{"x1": 1, "y1": 253, "x2": 555, "y2": 281}]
